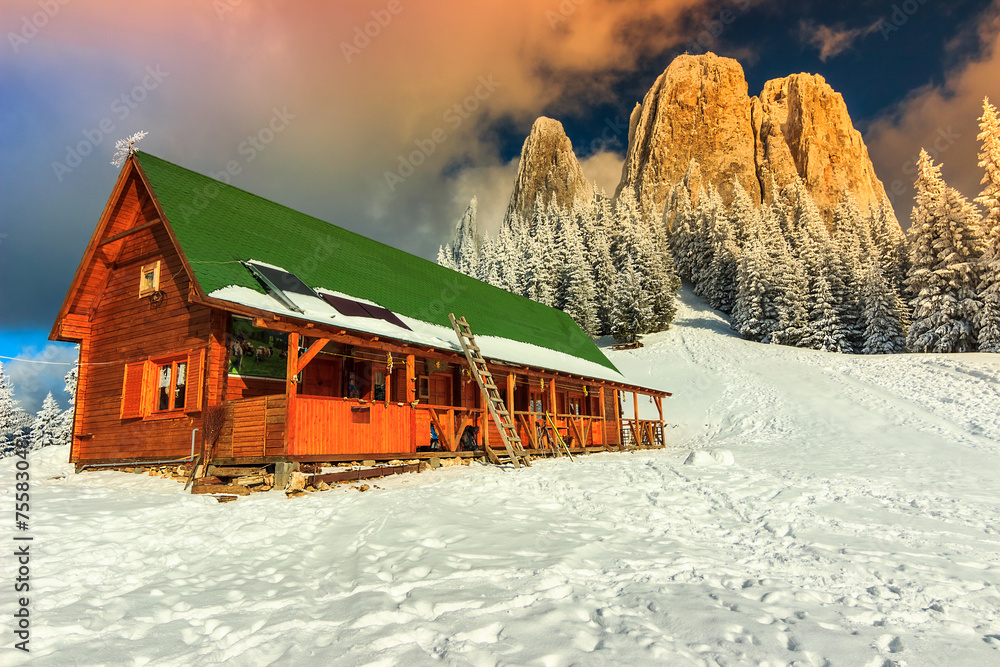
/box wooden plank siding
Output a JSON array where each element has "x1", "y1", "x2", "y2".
[
  {"x1": 70, "y1": 180, "x2": 210, "y2": 462},
  {"x1": 215, "y1": 395, "x2": 287, "y2": 459},
  {"x1": 291, "y1": 397, "x2": 414, "y2": 456}
]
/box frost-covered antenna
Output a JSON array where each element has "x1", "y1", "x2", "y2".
[{"x1": 110, "y1": 131, "x2": 148, "y2": 167}]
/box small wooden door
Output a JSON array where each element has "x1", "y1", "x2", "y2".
[{"x1": 429, "y1": 375, "x2": 451, "y2": 406}]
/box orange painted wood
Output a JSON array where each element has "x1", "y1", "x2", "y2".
[
  {"x1": 296, "y1": 337, "x2": 331, "y2": 374},
  {"x1": 120, "y1": 361, "x2": 148, "y2": 419},
  {"x1": 185, "y1": 348, "x2": 205, "y2": 413},
  {"x1": 290, "y1": 396, "x2": 415, "y2": 456}
]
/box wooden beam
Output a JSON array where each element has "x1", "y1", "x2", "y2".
[
  {"x1": 549, "y1": 377, "x2": 557, "y2": 417},
  {"x1": 454, "y1": 412, "x2": 471, "y2": 451},
  {"x1": 285, "y1": 333, "x2": 299, "y2": 455},
  {"x1": 97, "y1": 218, "x2": 161, "y2": 246},
  {"x1": 654, "y1": 396, "x2": 663, "y2": 423},
  {"x1": 296, "y1": 337, "x2": 331, "y2": 374},
  {"x1": 518, "y1": 414, "x2": 539, "y2": 449},
  {"x1": 427, "y1": 408, "x2": 455, "y2": 452},
  {"x1": 633, "y1": 391, "x2": 639, "y2": 426}
]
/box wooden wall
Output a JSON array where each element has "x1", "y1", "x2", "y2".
[
  {"x1": 68, "y1": 171, "x2": 212, "y2": 462},
  {"x1": 290, "y1": 396, "x2": 414, "y2": 456},
  {"x1": 214, "y1": 395, "x2": 286, "y2": 459}
]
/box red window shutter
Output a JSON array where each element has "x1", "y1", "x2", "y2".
[
  {"x1": 121, "y1": 361, "x2": 148, "y2": 419},
  {"x1": 185, "y1": 348, "x2": 205, "y2": 413}
]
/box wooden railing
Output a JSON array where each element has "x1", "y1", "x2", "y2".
[
  {"x1": 621, "y1": 419, "x2": 665, "y2": 449},
  {"x1": 511, "y1": 412, "x2": 604, "y2": 449}
]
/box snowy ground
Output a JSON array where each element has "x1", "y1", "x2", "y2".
[{"x1": 3, "y1": 287, "x2": 1000, "y2": 666}]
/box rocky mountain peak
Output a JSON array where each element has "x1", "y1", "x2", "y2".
[
  {"x1": 504, "y1": 116, "x2": 592, "y2": 224},
  {"x1": 615, "y1": 53, "x2": 899, "y2": 230}
]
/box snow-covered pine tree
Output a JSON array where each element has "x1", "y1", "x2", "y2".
[
  {"x1": 870, "y1": 199, "x2": 909, "y2": 296},
  {"x1": 455, "y1": 197, "x2": 481, "y2": 278},
  {"x1": 690, "y1": 187, "x2": 724, "y2": 295},
  {"x1": 790, "y1": 181, "x2": 852, "y2": 352},
  {"x1": 764, "y1": 250, "x2": 810, "y2": 346},
  {"x1": 589, "y1": 228, "x2": 618, "y2": 335},
  {"x1": 906, "y1": 150, "x2": 984, "y2": 353},
  {"x1": 556, "y1": 212, "x2": 599, "y2": 335},
  {"x1": 59, "y1": 360, "x2": 78, "y2": 446},
  {"x1": 436, "y1": 244, "x2": 457, "y2": 271},
  {"x1": 30, "y1": 392, "x2": 64, "y2": 451},
  {"x1": 610, "y1": 258, "x2": 653, "y2": 345},
  {"x1": 728, "y1": 180, "x2": 761, "y2": 251},
  {"x1": 666, "y1": 184, "x2": 695, "y2": 282},
  {"x1": 494, "y1": 219, "x2": 523, "y2": 294},
  {"x1": 731, "y1": 234, "x2": 777, "y2": 341},
  {"x1": 831, "y1": 196, "x2": 869, "y2": 350},
  {"x1": 0, "y1": 362, "x2": 28, "y2": 458},
  {"x1": 703, "y1": 209, "x2": 739, "y2": 313},
  {"x1": 799, "y1": 275, "x2": 850, "y2": 352},
  {"x1": 859, "y1": 262, "x2": 907, "y2": 354},
  {"x1": 475, "y1": 232, "x2": 501, "y2": 287},
  {"x1": 975, "y1": 97, "x2": 1000, "y2": 352}
]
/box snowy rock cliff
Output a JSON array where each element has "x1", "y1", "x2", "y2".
[
  {"x1": 614, "y1": 53, "x2": 897, "y2": 229},
  {"x1": 614, "y1": 53, "x2": 761, "y2": 211},
  {"x1": 504, "y1": 117, "x2": 593, "y2": 224},
  {"x1": 753, "y1": 72, "x2": 890, "y2": 217}
]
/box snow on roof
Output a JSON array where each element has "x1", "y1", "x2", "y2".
[{"x1": 209, "y1": 283, "x2": 632, "y2": 385}]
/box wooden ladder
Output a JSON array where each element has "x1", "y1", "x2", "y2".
[{"x1": 449, "y1": 314, "x2": 531, "y2": 469}]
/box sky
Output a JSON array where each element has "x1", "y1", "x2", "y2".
[{"x1": 1, "y1": 0, "x2": 999, "y2": 413}]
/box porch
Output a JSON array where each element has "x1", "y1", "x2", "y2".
[{"x1": 211, "y1": 394, "x2": 644, "y2": 462}]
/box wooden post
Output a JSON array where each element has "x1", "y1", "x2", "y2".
[
  {"x1": 285, "y1": 332, "x2": 299, "y2": 455},
  {"x1": 654, "y1": 395, "x2": 663, "y2": 423},
  {"x1": 613, "y1": 389, "x2": 622, "y2": 448},
  {"x1": 405, "y1": 354, "x2": 416, "y2": 403},
  {"x1": 632, "y1": 391, "x2": 640, "y2": 445},
  {"x1": 549, "y1": 378, "x2": 557, "y2": 416},
  {"x1": 406, "y1": 354, "x2": 416, "y2": 451},
  {"x1": 507, "y1": 373, "x2": 516, "y2": 449}
]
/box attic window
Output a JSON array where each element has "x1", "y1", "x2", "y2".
[
  {"x1": 139, "y1": 261, "x2": 160, "y2": 297},
  {"x1": 320, "y1": 293, "x2": 411, "y2": 330}
]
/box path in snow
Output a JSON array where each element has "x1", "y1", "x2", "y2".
[{"x1": 3, "y1": 287, "x2": 1000, "y2": 666}]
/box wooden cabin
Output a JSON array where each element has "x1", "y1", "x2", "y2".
[{"x1": 49, "y1": 152, "x2": 670, "y2": 470}]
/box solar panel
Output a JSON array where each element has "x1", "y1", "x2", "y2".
[
  {"x1": 321, "y1": 293, "x2": 411, "y2": 331},
  {"x1": 246, "y1": 261, "x2": 318, "y2": 297}
]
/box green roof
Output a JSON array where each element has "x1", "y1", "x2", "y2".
[{"x1": 136, "y1": 152, "x2": 618, "y2": 372}]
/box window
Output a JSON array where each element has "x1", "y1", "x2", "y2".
[
  {"x1": 139, "y1": 261, "x2": 160, "y2": 297},
  {"x1": 155, "y1": 360, "x2": 187, "y2": 412},
  {"x1": 121, "y1": 349, "x2": 204, "y2": 419},
  {"x1": 417, "y1": 376, "x2": 429, "y2": 401},
  {"x1": 373, "y1": 371, "x2": 386, "y2": 402}
]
